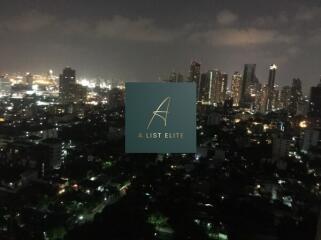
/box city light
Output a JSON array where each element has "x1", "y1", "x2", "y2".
[
  {"x1": 299, "y1": 120, "x2": 308, "y2": 128},
  {"x1": 270, "y1": 64, "x2": 278, "y2": 70}
]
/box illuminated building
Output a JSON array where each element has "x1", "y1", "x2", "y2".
[
  {"x1": 199, "y1": 70, "x2": 218, "y2": 104},
  {"x1": 309, "y1": 79, "x2": 321, "y2": 118},
  {"x1": 280, "y1": 86, "x2": 291, "y2": 109},
  {"x1": 0, "y1": 75, "x2": 11, "y2": 95},
  {"x1": 47, "y1": 69, "x2": 54, "y2": 80},
  {"x1": 189, "y1": 61, "x2": 201, "y2": 82},
  {"x1": 264, "y1": 64, "x2": 277, "y2": 112},
  {"x1": 198, "y1": 69, "x2": 227, "y2": 105},
  {"x1": 25, "y1": 72, "x2": 33, "y2": 86},
  {"x1": 308, "y1": 79, "x2": 321, "y2": 128},
  {"x1": 46, "y1": 69, "x2": 58, "y2": 86},
  {"x1": 213, "y1": 72, "x2": 227, "y2": 104},
  {"x1": 189, "y1": 61, "x2": 201, "y2": 100},
  {"x1": 273, "y1": 85, "x2": 281, "y2": 110},
  {"x1": 41, "y1": 138, "x2": 64, "y2": 172},
  {"x1": 289, "y1": 78, "x2": 303, "y2": 115},
  {"x1": 256, "y1": 85, "x2": 268, "y2": 113},
  {"x1": 199, "y1": 73, "x2": 210, "y2": 103},
  {"x1": 240, "y1": 64, "x2": 258, "y2": 108},
  {"x1": 231, "y1": 72, "x2": 242, "y2": 106}
]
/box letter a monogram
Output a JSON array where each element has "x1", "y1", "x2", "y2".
[{"x1": 147, "y1": 97, "x2": 171, "y2": 129}]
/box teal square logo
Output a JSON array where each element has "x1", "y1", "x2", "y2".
[{"x1": 125, "y1": 82, "x2": 196, "y2": 153}]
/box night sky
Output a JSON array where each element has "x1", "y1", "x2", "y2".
[{"x1": 1, "y1": 0, "x2": 321, "y2": 93}]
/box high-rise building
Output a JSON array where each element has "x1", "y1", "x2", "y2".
[
  {"x1": 199, "y1": 73, "x2": 210, "y2": 103},
  {"x1": 0, "y1": 76, "x2": 11, "y2": 95},
  {"x1": 268, "y1": 64, "x2": 277, "y2": 87},
  {"x1": 59, "y1": 67, "x2": 86, "y2": 103},
  {"x1": 231, "y1": 72, "x2": 242, "y2": 106},
  {"x1": 264, "y1": 64, "x2": 277, "y2": 112},
  {"x1": 309, "y1": 79, "x2": 321, "y2": 119},
  {"x1": 240, "y1": 64, "x2": 257, "y2": 108},
  {"x1": 41, "y1": 138, "x2": 64, "y2": 170},
  {"x1": 59, "y1": 67, "x2": 76, "y2": 91},
  {"x1": 199, "y1": 70, "x2": 219, "y2": 104},
  {"x1": 213, "y1": 73, "x2": 228, "y2": 104},
  {"x1": 280, "y1": 86, "x2": 291, "y2": 110},
  {"x1": 108, "y1": 87, "x2": 125, "y2": 109},
  {"x1": 273, "y1": 85, "x2": 282, "y2": 110},
  {"x1": 25, "y1": 72, "x2": 33, "y2": 86},
  {"x1": 257, "y1": 85, "x2": 268, "y2": 113},
  {"x1": 289, "y1": 78, "x2": 303, "y2": 115},
  {"x1": 189, "y1": 61, "x2": 201, "y2": 82},
  {"x1": 302, "y1": 128, "x2": 321, "y2": 151},
  {"x1": 198, "y1": 68, "x2": 227, "y2": 105},
  {"x1": 297, "y1": 98, "x2": 310, "y2": 116},
  {"x1": 189, "y1": 61, "x2": 201, "y2": 101},
  {"x1": 47, "y1": 69, "x2": 56, "y2": 85}
]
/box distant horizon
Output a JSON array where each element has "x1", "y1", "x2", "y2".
[{"x1": 1, "y1": 62, "x2": 320, "y2": 95}]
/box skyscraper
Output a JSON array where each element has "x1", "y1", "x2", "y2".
[
  {"x1": 268, "y1": 64, "x2": 277, "y2": 87},
  {"x1": 280, "y1": 86, "x2": 291, "y2": 110},
  {"x1": 189, "y1": 61, "x2": 201, "y2": 82},
  {"x1": 240, "y1": 64, "x2": 256, "y2": 108},
  {"x1": 199, "y1": 73, "x2": 210, "y2": 103},
  {"x1": 257, "y1": 85, "x2": 269, "y2": 113},
  {"x1": 214, "y1": 73, "x2": 228, "y2": 104},
  {"x1": 309, "y1": 79, "x2": 321, "y2": 120},
  {"x1": 289, "y1": 78, "x2": 303, "y2": 115},
  {"x1": 47, "y1": 69, "x2": 56, "y2": 85},
  {"x1": 60, "y1": 67, "x2": 76, "y2": 87},
  {"x1": 273, "y1": 85, "x2": 281, "y2": 110},
  {"x1": 198, "y1": 70, "x2": 220, "y2": 104},
  {"x1": 0, "y1": 75, "x2": 11, "y2": 96},
  {"x1": 231, "y1": 72, "x2": 242, "y2": 106},
  {"x1": 25, "y1": 72, "x2": 33, "y2": 86},
  {"x1": 59, "y1": 67, "x2": 77, "y2": 102},
  {"x1": 265, "y1": 64, "x2": 277, "y2": 112},
  {"x1": 189, "y1": 61, "x2": 201, "y2": 101}
]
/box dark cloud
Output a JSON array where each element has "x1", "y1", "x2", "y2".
[
  {"x1": 295, "y1": 6, "x2": 321, "y2": 21},
  {"x1": 96, "y1": 16, "x2": 182, "y2": 42},
  {"x1": 216, "y1": 10, "x2": 238, "y2": 26},
  {"x1": 0, "y1": 11, "x2": 56, "y2": 32},
  {"x1": 189, "y1": 28, "x2": 297, "y2": 47}
]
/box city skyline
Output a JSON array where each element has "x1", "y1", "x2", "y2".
[
  {"x1": 1, "y1": 0, "x2": 321, "y2": 93},
  {"x1": 1, "y1": 1, "x2": 321, "y2": 240},
  {"x1": 0, "y1": 61, "x2": 318, "y2": 96}
]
